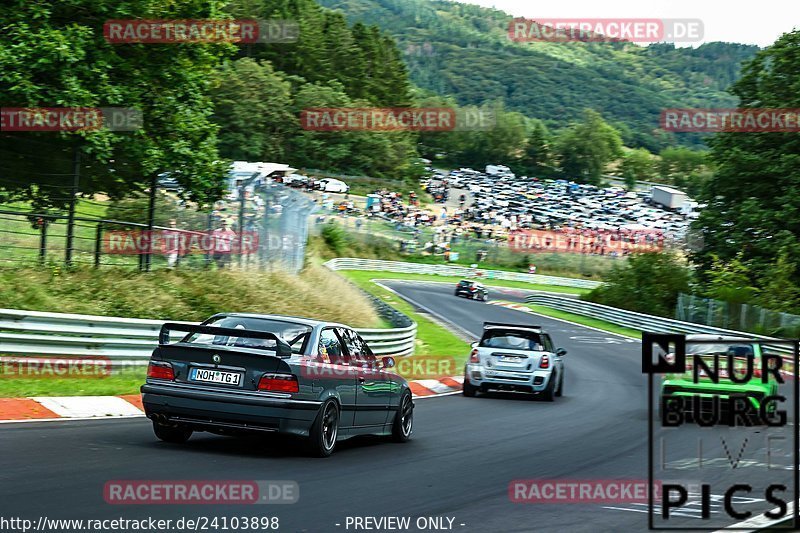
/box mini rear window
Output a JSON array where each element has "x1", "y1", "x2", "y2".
[
  {"x1": 480, "y1": 329, "x2": 544, "y2": 351},
  {"x1": 459, "y1": 280, "x2": 472, "y2": 286}
]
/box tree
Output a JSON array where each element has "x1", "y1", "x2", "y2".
[
  {"x1": 521, "y1": 118, "x2": 552, "y2": 175},
  {"x1": 620, "y1": 148, "x2": 656, "y2": 190},
  {"x1": 213, "y1": 58, "x2": 296, "y2": 162},
  {"x1": 692, "y1": 30, "x2": 800, "y2": 290},
  {"x1": 555, "y1": 109, "x2": 623, "y2": 185},
  {"x1": 0, "y1": 0, "x2": 233, "y2": 208},
  {"x1": 702, "y1": 253, "x2": 759, "y2": 304},
  {"x1": 583, "y1": 252, "x2": 692, "y2": 317},
  {"x1": 658, "y1": 147, "x2": 711, "y2": 195}
]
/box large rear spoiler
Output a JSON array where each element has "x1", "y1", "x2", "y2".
[
  {"x1": 483, "y1": 321, "x2": 541, "y2": 330},
  {"x1": 159, "y1": 323, "x2": 293, "y2": 357}
]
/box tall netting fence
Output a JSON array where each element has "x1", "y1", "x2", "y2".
[
  {"x1": 0, "y1": 181, "x2": 316, "y2": 273},
  {"x1": 675, "y1": 293, "x2": 800, "y2": 338}
]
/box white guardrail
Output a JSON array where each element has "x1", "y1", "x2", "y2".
[
  {"x1": 0, "y1": 308, "x2": 416, "y2": 361},
  {"x1": 323, "y1": 258, "x2": 602, "y2": 289},
  {"x1": 526, "y1": 294, "x2": 796, "y2": 361}
]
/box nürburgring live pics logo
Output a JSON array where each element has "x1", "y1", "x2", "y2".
[{"x1": 643, "y1": 332, "x2": 799, "y2": 530}]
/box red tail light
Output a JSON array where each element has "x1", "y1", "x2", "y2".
[
  {"x1": 539, "y1": 355, "x2": 550, "y2": 369},
  {"x1": 258, "y1": 373, "x2": 299, "y2": 393},
  {"x1": 147, "y1": 361, "x2": 175, "y2": 380},
  {"x1": 469, "y1": 349, "x2": 480, "y2": 363}
]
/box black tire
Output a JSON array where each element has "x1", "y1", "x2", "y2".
[
  {"x1": 307, "y1": 400, "x2": 340, "y2": 457},
  {"x1": 391, "y1": 392, "x2": 414, "y2": 442},
  {"x1": 307, "y1": 399, "x2": 339, "y2": 457},
  {"x1": 555, "y1": 371, "x2": 564, "y2": 397},
  {"x1": 482, "y1": 293, "x2": 489, "y2": 302},
  {"x1": 153, "y1": 421, "x2": 192, "y2": 443},
  {"x1": 463, "y1": 375, "x2": 478, "y2": 397},
  {"x1": 540, "y1": 374, "x2": 556, "y2": 402}
]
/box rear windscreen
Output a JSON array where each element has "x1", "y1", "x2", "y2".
[
  {"x1": 183, "y1": 317, "x2": 312, "y2": 354},
  {"x1": 480, "y1": 329, "x2": 543, "y2": 351}
]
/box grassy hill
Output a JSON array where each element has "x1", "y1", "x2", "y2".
[{"x1": 317, "y1": 0, "x2": 759, "y2": 151}]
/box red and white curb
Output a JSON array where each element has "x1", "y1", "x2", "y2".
[
  {"x1": 0, "y1": 379, "x2": 464, "y2": 422},
  {"x1": 408, "y1": 376, "x2": 463, "y2": 397},
  {"x1": 0, "y1": 395, "x2": 144, "y2": 422},
  {"x1": 488, "y1": 300, "x2": 535, "y2": 313}
]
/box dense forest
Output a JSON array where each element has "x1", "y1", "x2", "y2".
[{"x1": 317, "y1": 0, "x2": 759, "y2": 152}]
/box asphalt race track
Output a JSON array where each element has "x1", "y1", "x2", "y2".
[{"x1": 0, "y1": 281, "x2": 795, "y2": 532}]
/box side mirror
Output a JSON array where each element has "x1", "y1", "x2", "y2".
[
  {"x1": 381, "y1": 357, "x2": 396, "y2": 369},
  {"x1": 555, "y1": 348, "x2": 567, "y2": 357}
]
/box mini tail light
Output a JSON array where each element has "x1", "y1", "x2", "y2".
[
  {"x1": 539, "y1": 355, "x2": 550, "y2": 369},
  {"x1": 147, "y1": 361, "x2": 175, "y2": 380},
  {"x1": 469, "y1": 349, "x2": 480, "y2": 363},
  {"x1": 258, "y1": 373, "x2": 299, "y2": 393}
]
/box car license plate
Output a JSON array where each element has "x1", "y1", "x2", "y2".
[
  {"x1": 499, "y1": 356, "x2": 521, "y2": 363},
  {"x1": 190, "y1": 368, "x2": 242, "y2": 386}
]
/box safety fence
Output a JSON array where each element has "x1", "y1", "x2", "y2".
[
  {"x1": 525, "y1": 294, "x2": 797, "y2": 363},
  {"x1": 0, "y1": 305, "x2": 417, "y2": 366},
  {"x1": 323, "y1": 257, "x2": 602, "y2": 289},
  {"x1": 676, "y1": 292, "x2": 800, "y2": 338},
  {"x1": 0, "y1": 181, "x2": 316, "y2": 273}
]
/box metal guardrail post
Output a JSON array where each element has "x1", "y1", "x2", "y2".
[
  {"x1": 94, "y1": 223, "x2": 103, "y2": 268},
  {"x1": 39, "y1": 219, "x2": 48, "y2": 264}
]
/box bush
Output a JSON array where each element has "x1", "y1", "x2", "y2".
[
  {"x1": 583, "y1": 252, "x2": 692, "y2": 317},
  {"x1": 321, "y1": 222, "x2": 350, "y2": 256}
]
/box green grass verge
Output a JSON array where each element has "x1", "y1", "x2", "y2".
[
  {"x1": 339, "y1": 271, "x2": 471, "y2": 361},
  {"x1": 521, "y1": 303, "x2": 641, "y2": 338},
  {"x1": 340, "y1": 270, "x2": 590, "y2": 295},
  {"x1": 0, "y1": 368, "x2": 146, "y2": 398}
]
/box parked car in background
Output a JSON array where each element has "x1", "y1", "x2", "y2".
[{"x1": 318, "y1": 178, "x2": 349, "y2": 193}]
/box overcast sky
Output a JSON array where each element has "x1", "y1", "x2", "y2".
[{"x1": 462, "y1": 0, "x2": 799, "y2": 47}]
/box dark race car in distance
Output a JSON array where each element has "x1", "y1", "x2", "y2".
[
  {"x1": 141, "y1": 313, "x2": 413, "y2": 457},
  {"x1": 455, "y1": 279, "x2": 489, "y2": 301}
]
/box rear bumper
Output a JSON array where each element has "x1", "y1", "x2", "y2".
[
  {"x1": 141, "y1": 381, "x2": 322, "y2": 437},
  {"x1": 465, "y1": 364, "x2": 553, "y2": 393}
]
